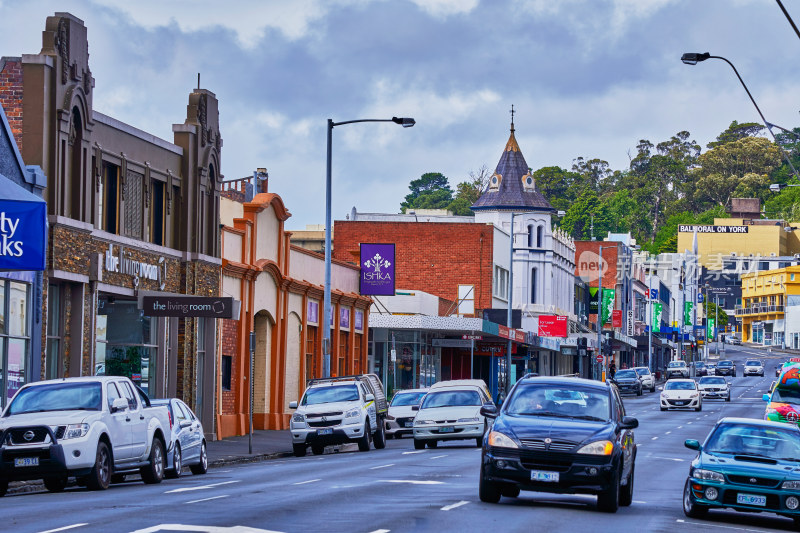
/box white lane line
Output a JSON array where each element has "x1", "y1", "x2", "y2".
[
  {"x1": 165, "y1": 480, "x2": 240, "y2": 494},
  {"x1": 403, "y1": 451, "x2": 426, "y2": 455},
  {"x1": 651, "y1": 437, "x2": 658, "y2": 440},
  {"x1": 293, "y1": 478, "x2": 322, "y2": 485},
  {"x1": 665, "y1": 431, "x2": 671, "y2": 435},
  {"x1": 675, "y1": 518, "x2": 765, "y2": 532},
  {"x1": 687, "y1": 422, "x2": 693, "y2": 424},
  {"x1": 185, "y1": 494, "x2": 229, "y2": 504},
  {"x1": 380, "y1": 480, "x2": 445, "y2": 485},
  {"x1": 441, "y1": 501, "x2": 469, "y2": 511},
  {"x1": 370, "y1": 530, "x2": 391, "y2": 533},
  {"x1": 677, "y1": 426, "x2": 683, "y2": 429},
  {"x1": 370, "y1": 463, "x2": 395, "y2": 470},
  {"x1": 37, "y1": 525, "x2": 89, "y2": 533},
  {"x1": 633, "y1": 500, "x2": 647, "y2": 504},
  {"x1": 430, "y1": 455, "x2": 448, "y2": 459}
]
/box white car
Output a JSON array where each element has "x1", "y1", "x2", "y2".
[
  {"x1": 385, "y1": 389, "x2": 428, "y2": 439},
  {"x1": 666, "y1": 360, "x2": 690, "y2": 379},
  {"x1": 697, "y1": 376, "x2": 731, "y2": 402},
  {"x1": 743, "y1": 360, "x2": 764, "y2": 377},
  {"x1": 660, "y1": 379, "x2": 702, "y2": 411},
  {"x1": 633, "y1": 367, "x2": 656, "y2": 392},
  {"x1": 706, "y1": 364, "x2": 716, "y2": 376},
  {"x1": 412, "y1": 388, "x2": 491, "y2": 449}
]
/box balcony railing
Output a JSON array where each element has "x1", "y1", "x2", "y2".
[{"x1": 734, "y1": 304, "x2": 785, "y2": 316}]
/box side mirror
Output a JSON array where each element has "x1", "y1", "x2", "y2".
[
  {"x1": 620, "y1": 416, "x2": 638, "y2": 429},
  {"x1": 480, "y1": 403, "x2": 500, "y2": 418},
  {"x1": 762, "y1": 394, "x2": 770, "y2": 402},
  {"x1": 684, "y1": 439, "x2": 701, "y2": 451},
  {"x1": 365, "y1": 393, "x2": 375, "y2": 402},
  {"x1": 411, "y1": 405, "x2": 420, "y2": 411},
  {"x1": 180, "y1": 420, "x2": 192, "y2": 429},
  {"x1": 289, "y1": 401, "x2": 298, "y2": 409},
  {"x1": 111, "y1": 397, "x2": 129, "y2": 413}
]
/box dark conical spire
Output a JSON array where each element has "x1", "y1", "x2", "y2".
[{"x1": 471, "y1": 109, "x2": 554, "y2": 212}]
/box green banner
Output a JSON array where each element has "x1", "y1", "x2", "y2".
[
  {"x1": 601, "y1": 289, "x2": 615, "y2": 326},
  {"x1": 707, "y1": 317, "x2": 715, "y2": 340},
  {"x1": 652, "y1": 302, "x2": 663, "y2": 333},
  {"x1": 684, "y1": 302, "x2": 693, "y2": 326}
]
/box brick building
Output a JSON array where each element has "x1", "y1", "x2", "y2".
[{"x1": 0, "y1": 13, "x2": 222, "y2": 433}]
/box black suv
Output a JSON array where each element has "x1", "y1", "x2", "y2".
[
  {"x1": 715, "y1": 360, "x2": 736, "y2": 377},
  {"x1": 479, "y1": 376, "x2": 638, "y2": 513}
]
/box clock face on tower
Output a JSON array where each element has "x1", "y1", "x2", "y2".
[
  {"x1": 521, "y1": 173, "x2": 535, "y2": 191},
  {"x1": 489, "y1": 173, "x2": 502, "y2": 190}
]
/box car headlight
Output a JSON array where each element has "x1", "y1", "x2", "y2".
[
  {"x1": 62, "y1": 423, "x2": 90, "y2": 440},
  {"x1": 344, "y1": 408, "x2": 360, "y2": 420},
  {"x1": 693, "y1": 468, "x2": 724, "y2": 482},
  {"x1": 577, "y1": 440, "x2": 613, "y2": 455},
  {"x1": 782, "y1": 481, "x2": 800, "y2": 490},
  {"x1": 415, "y1": 419, "x2": 435, "y2": 426},
  {"x1": 457, "y1": 417, "x2": 480, "y2": 423},
  {"x1": 487, "y1": 430, "x2": 518, "y2": 449},
  {"x1": 291, "y1": 413, "x2": 305, "y2": 423},
  {"x1": 690, "y1": 393, "x2": 699, "y2": 398}
]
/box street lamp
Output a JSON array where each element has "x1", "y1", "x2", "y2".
[
  {"x1": 323, "y1": 116, "x2": 415, "y2": 378},
  {"x1": 681, "y1": 52, "x2": 800, "y2": 180},
  {"x1": 770, "y1": 183, "x2": 800, "y2": 193}
]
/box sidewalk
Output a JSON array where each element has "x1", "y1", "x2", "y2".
[{"x1": 207, "y1": 430, "x2": 294, "y2": 466}]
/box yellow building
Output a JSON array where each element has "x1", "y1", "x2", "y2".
[{"x1": 736, "y1": 266, "x2": 800, "y2": 345}]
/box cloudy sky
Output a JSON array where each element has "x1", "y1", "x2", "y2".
[{"x1": 0, "y1": 0, "x2": 798, "y2": 229}]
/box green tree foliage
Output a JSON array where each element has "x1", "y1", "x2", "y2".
[
  {"x1": 446, "y1": 164, "x2": 492, "y2": 215},
  {"x1": 703, "y1": 301, "x2": 729, "y2": 329},
  {"x1": 706, "y1": 120, "x2": 764, "y2": 149},
  {"x1": 764, "y1": 181, "x2": 800, "y2": 221},
  {"x1": 400, "y1": 172, "x2": 453, "y2": 213},
  {"x1": 533, "y1": 166, "x2": 579, "y2": 213},
  {"x1": 559, "y1": 189, "x2": 612, "y2": 240}
]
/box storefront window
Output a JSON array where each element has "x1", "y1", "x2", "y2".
[
  {"x1": 0, "y1": 280, "x2": 30, "y2": 406},
  {"x1": 46, "y1": 284, "x2": 62, "y2": 379}
]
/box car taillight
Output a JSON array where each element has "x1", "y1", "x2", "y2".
[{"x1": 168, "y1": 408, "x2": 173, "y2": 429}]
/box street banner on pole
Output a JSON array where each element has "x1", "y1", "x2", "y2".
[
  {"x1": 652, "y1": 302, "x2": 663, "y2": 333},
  {"x1": 612, "y1": 309, "x2": 622, "y2": 328},
  {"x1": 601, "y1": 289, "x2": 615, "y2": 326},
  {"x1": 359, "y1": 243, "x2": 395, "y2": 296},
  {"x1": 707, "y1": 316, "x2": 716, "y2": 340},
  {"x1": 684, "y1": 302, "x2": 693, "y2": 326}
]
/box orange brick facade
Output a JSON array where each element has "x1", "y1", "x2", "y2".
[
  {"x1": 333, "y1": 221, "x2": 495, "y2": 314},
  {"x1": 0, "y1": 57, "x2": 23, "y2": 152}
]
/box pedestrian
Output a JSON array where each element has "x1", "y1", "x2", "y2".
[{"x1": 609, "y1": 361, "x2": 617, "y2": 379}]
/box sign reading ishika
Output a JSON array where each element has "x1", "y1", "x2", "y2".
[
  {"x1": 360, "y1": 243, "x2": 395, "y2": 296},
  {"x1": 142, "y1": 296, "x2": 234, "y2": 318},
  {"x1": 678, "y1": 225, "x2": 748, "y2": 233}
]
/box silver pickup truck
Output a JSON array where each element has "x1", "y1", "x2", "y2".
[{"x1": 0, "y1": 376, "x2": 172, "y2": 496}]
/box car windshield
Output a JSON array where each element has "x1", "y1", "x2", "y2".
[
  {"x1": 391, "y1": 392, "x2": 426, "y2": 406},
  {"x1": 505, "y1": 384, "x2": 610, "y2": 421},
  {"x1": 668, "y1": 362, "x2": 686, "y2": 368},
  {"x1": 718, "y1": 361, "x2": 733, "y2": 367},
  {"x1": 705, "y1": 423, "x2": 800, "y2": 459},
  {"x1": 771, "y1": 387, "x2": 800, "y2": 403},
  {"x1": 699, "y1": 377, "x2": 726, "y2": 385},
  {"x1": 665, "y1": 381, "x2": 696, "y2": 391},
  {"x1": 421, "y1": 390, "x2": 481, "y2": 408},
  {"x1": 634, "y1": 368, "x2": 650, "y2": 376},
  {"x1": 615, "y1": 370, "x2": 637, "y2": 379},
  {"x1": 5, "y1": 382, "x2": 102, "y2": 415},
  {"x1": 302, "y1": 385, "x2": 359, "y2": 406},
  {"x1": 745, "y1": 361, "x2": 761, "y2": 366},
  {"x1": 695, "y1": 362, "x2": 706, "y2": 368}
]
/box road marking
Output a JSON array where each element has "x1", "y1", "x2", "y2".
[
  {"x1": 403, "y1": 451, "x2": 426, "y2": 455},
  {"x1": 441, "y1": 501, "x2": 469, "y2": 511},
  {"x1": 38, "y1": 525, "x2": 89, "y2": 533},
  {"x1": 677, "y1": 426, "x2": 683, "y2": 429},
  {"x1": 165, "y1": 480, "x2": 240, "y2": 494},
  {"x1": 185, "y1": 494, "x2": 229, "y2": 504},
  {"x1": 651, "y1": 437, "x2": 658, "y2": 440},
  {"x1": 675, "y1": 518, "x2": 766, "y2": 531},
  {"x1": 381, "y1": 480, "x2": 445, "y2": 485},
  {"x1": 687, "y1": 422, "x2": 692, "y2": 424},
  {"x1": 293, "y1": 478, "x2": 321, "y2": 485},
  {"x1": 369, "y1": 530, "x2": 391, "y2": 533},
  {"x1": 370, "y1": 463, "x2": 395, "y2": 470},
  {"x1": 633, "y1": 500, "x2": 647, "y2": 504},
  {"x1": 665, "y1": 431, "x2": 671, "y2": 435},
  {"x1": 430, "y1": 455, "x2": 448, "y2": 459},
  {"x1": 129, "y1": 525, "x2": 283, "y2": 533}
]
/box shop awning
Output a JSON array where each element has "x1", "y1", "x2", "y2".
[{"x1": 0, "y1": 174, "x2": 47, "y2": 271}]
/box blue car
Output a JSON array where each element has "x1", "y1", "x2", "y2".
[{"x1": 683, "y1": 417, "x2": 800, "y2": 527}]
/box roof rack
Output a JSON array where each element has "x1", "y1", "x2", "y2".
[{"x1": 307, "y1": 374, "x2": 368, "y2": 387}]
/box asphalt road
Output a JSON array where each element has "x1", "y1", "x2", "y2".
[{"x1": 6, "y1": 345, "x2": 796, "y2": 533}]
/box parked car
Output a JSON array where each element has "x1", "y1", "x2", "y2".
[
  {"x1": 289, "y1": 374, "x2": 388, "y2": 456},
  {"x1": 692, "y1": 362, "x2": 708, "y2": 377},
  {"x1": 613, "y1": 370, "x2": 643, "y2": 396},
  {"x1": 384, "y1": 388, "x2": 427, "y2": 439},
  {"x1": 715, "y1": 360, "x2": 736, "y2": 377},
  {"x1": 430, "y1": 379, "x2": 492, "y2": 402},
  {"x1": 412, "y1": 386, "x2": 492, "y2": 449},
  {"x1": 666, "y1": 360, "x2": 690, "y2": 380},
  {"x1": 633, "y1": 367, "x2": 656, "y2": 393},
  {"x1": 706, "y1": 363, "x2": 717, "y2": 376},
  {"x1": 743, "y1": 360, "x2": 764, "y2": 377},
  {"x1": 150, "y1": 398, "x2": 208, "y2": 478},
  {"x1": 0, "y1": 376, "x2": 171, "y2": 496},
  {"x1": 683, "y1": 417, "x2": 800, "y2": 527},
  {"x1": 697, "y1": 376, "x2": 731, "y2": 402},
  {"x1": 660, "y1": 379, "x2": 702, "y2": 412},
  {"x1": 730, "y1": 336, "x2": 742, "y2": 345},
  {"x1": 478, "y1": 376, "x2": 638, "y2": 513}
]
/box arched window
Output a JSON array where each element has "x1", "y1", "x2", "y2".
[
  {"x1": 68, "y1": 107, "x2": 84, "y2": 220},
  {"x1": 530, "y1": 268, "x2": 537, "y2": 304},
  {"x1": 206, "y1": 164, "x2": 217, "y2": 255},
  {"x1": 527, "y1": 224, "x2": 534, "y2": 248},
  {"x1": 536, "y1": 225, "x2": 543, "y2": 248}
]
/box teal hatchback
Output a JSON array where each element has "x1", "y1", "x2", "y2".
[{"x1": 683, "y1": 417, "x2": 800, "y2": 528}]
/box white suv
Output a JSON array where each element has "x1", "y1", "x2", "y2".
[
  {"x1": 289, "y1": 374, "x2": 387, "y2": 456},
  {"x1": 666, "y1": 360, "x2": 690, "y2": 380}
]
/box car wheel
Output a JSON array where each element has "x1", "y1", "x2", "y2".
[
  {"x1": 479, "y1": 471, "x2": 502, "y2": 503},
  {"x1": 683, "y1": 478, "x2": 708, "y2": 517},
  {"x1": 426, "y1": 440, "x2": 438, "y2": 448},
  {"x1": 619, "y1": 462, "x2": 635, "y2": 507},
  {"x1": 292, "y1": 443, "x2": 307, "y2": 457},
  {"x1": 87, "y1": 441, "x2": 111, "y2": 491},
  {"x1": 501, "y1": 485, "x2": 520, "y2": 498},
  {"x1": 373, "y1": 420, "x2": 387, "y2": 450},
  {"x1": 414, "y1": 439, "x2": 426, "y2": 450},
  {"x1": 141, "y1": 438, "x2": 165, "y2": 484},
  {"x1": 190, "y1": 441, "x2": 208, "y2": 475},
  {"x1": 0, "y1": 478, "x2": 7, "y2": 497},
  {"x1": 165, "y1": 444, "x2": 182, "y2": 479},
  {"x1": 358, "y1": 421, "x2": 371, "y2": 452},
  {"x1": 44, "y1": 476, "x2": 68, "y2": 493},
  {"x1": 597, "y1": 468, "x2": 620, "y2": 513},
  {"x1": 311, "y1": 443, "x2": 325, "y2": 456}
]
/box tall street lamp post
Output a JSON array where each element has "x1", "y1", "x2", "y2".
[
  {"x1": 596, "y1": 246, "x2": 605, "y2": 381},
  {"x1": 506, "y1": 213, "x2": 516, "y2": 396},
  {"x1": 681, "y1": 52, "x2": 800, "y2": 180},
  {"x1": 323, "y1": 116, "x2": 415, "y2": 378}
]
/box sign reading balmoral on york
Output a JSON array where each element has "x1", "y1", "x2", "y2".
[
  {"x1": 678, "y1": 225, "x2": 749, "y2": 233},
  {"x1": 360, "y1": 243, "x2": 395, "y2": 296}
]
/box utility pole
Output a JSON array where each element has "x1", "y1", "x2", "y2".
[
  {"x1": 506, "y1": 213, "x2": 516, "y2": 395},
  {"x1": 596, "y1": 245, "x2": 604, "y2": 381},
  {"x1": 647, "y1": 258, "x2": 653, "y2": 375}
]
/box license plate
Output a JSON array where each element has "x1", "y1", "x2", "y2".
[
  {"x1": 316, "y1": 428, "x2": 332, "y2": 436},
  {"x1": 675, "y1": 401, "x2": 687, "y2": 405},
  {"x1": 14, "y1": 457, "x2": 39, "y2": 467},
  {"x1": 404, "y1": 422, "x2": 413, "y2": 428},
  {"x1": 530, "y1": 470, "x2": 559, "y2": 482},
  {"x1": 737, "y1": 493, "x2": 766, "y2": 507},
  {"x1": 439, "y1": 427, "x2": 455, "y2": 433}
]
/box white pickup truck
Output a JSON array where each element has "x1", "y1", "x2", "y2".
[{"x1": 0, "y1": 376, "x2": 172, "y2": 496}]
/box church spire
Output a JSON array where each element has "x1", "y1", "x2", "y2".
[{"x1": 505, "y1": 104, "x2": 520, "y2": 153}]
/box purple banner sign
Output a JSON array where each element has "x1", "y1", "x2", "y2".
[
  {"x1": 360, "y1": 243, "x2": 395, "y2": 296},
  {"x1": 307, "y1": 300, "x2": 319, "y2": 325},
  {"x1": 354, "y1": 310, "x2": 364, "y2": 332},
  {"x1": 340, "y1": 307, "x2": 350, "y2": 329}
]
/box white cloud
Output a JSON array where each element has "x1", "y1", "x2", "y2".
[{"x1": 409, "y1": 0, "x2": 479, "y2": 17}]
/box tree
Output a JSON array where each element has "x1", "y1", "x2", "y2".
[
  {"x1": 764, "y1": 181, "x2": 800, "y2": 220},
  {"x1": 707, "y1": 120, "x2": 765, "y2": 149},
  {"x1": 533, "y1": 166, "x2": 580, "y2": 213},
  {"x1": 703, "y1": 301, "x2": 729, "y2": 329},
  {"x1": 571, "y1": 157, "x2": 612, "y2": 192},
  {"x1": 559, "y1": 189, "x2": 612, "y2": 240},
  {"x1": 400, "y1": 172, "x2": 453, "y2": 213}
]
